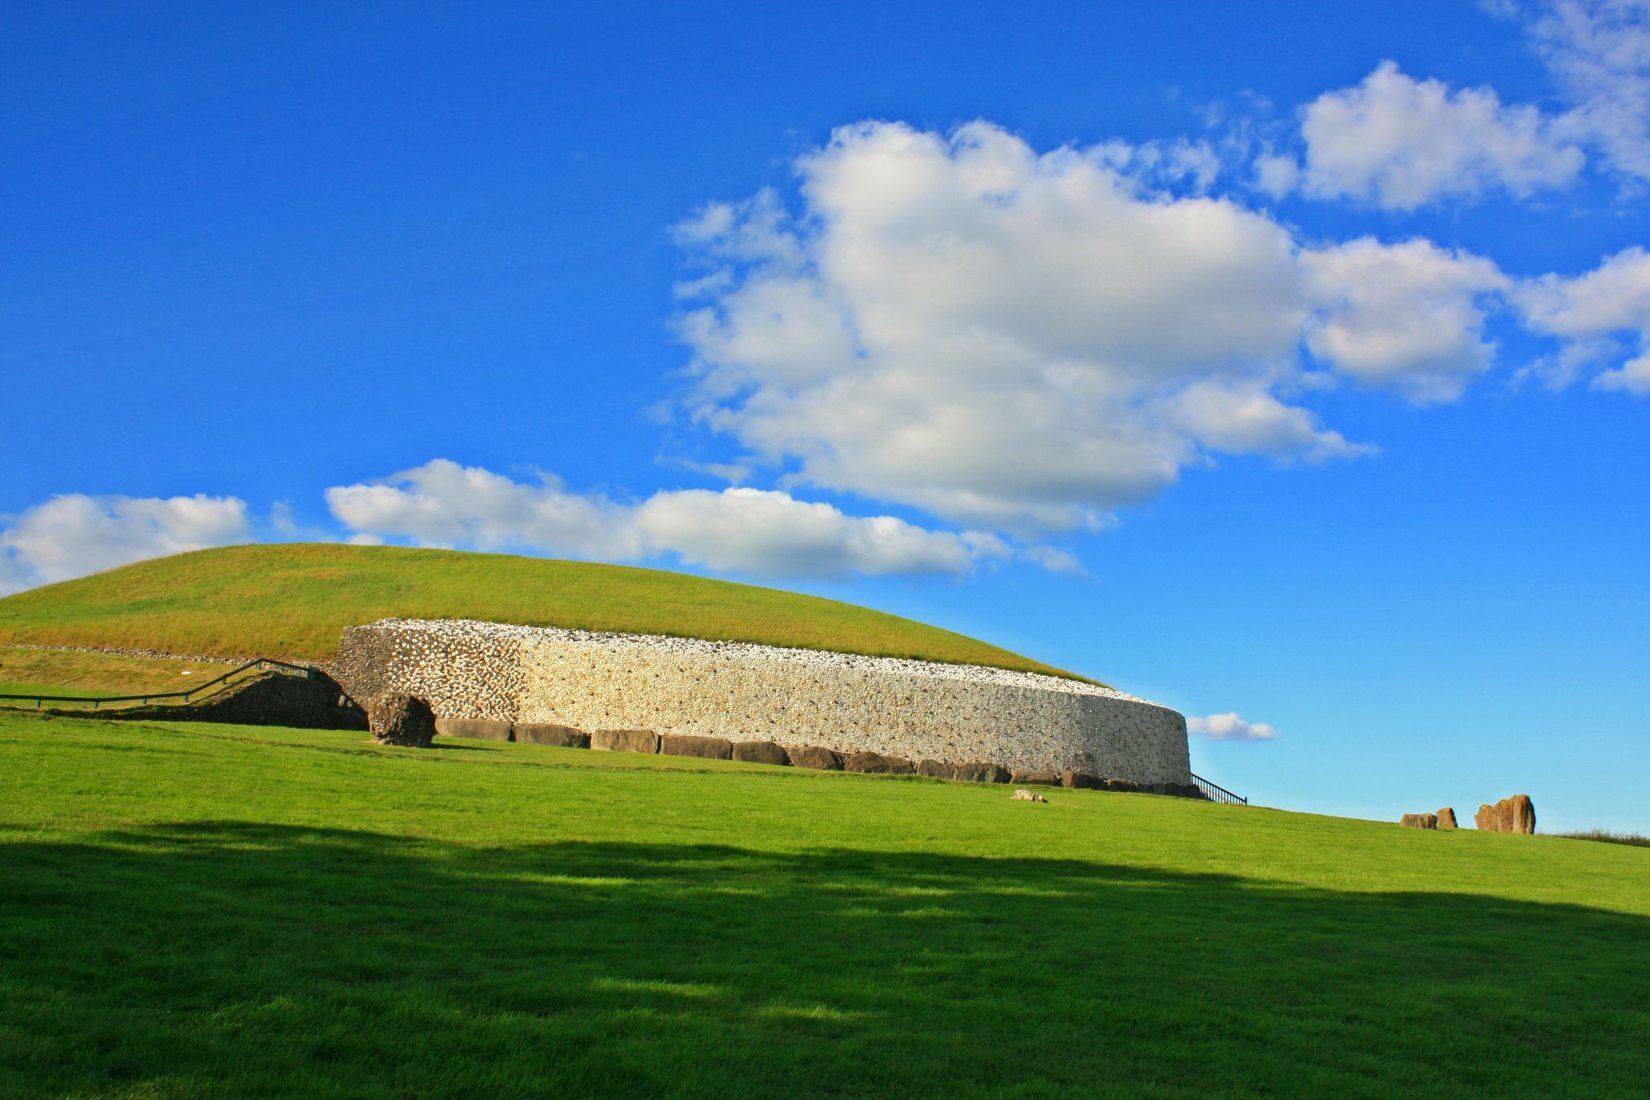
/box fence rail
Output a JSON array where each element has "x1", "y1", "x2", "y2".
[
  {"x1": 0, "y1": 657, "x2": 315, "y2": 711},
  {"x1": 1190, "y1": 773, "x2": 1247, "y2": 806}
]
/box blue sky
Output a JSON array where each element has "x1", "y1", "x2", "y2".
[{"x1": 4, "y1": 1, "x2": 1648, "y2": 831}]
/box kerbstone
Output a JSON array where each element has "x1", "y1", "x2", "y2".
[
  {"x1": 434, "y1": 718, "x2": 513, "y2": 742},
  {"x1": 592, "y1": 729, "x2": 660, "y2": 754},
  {"x1": 660, "y1": 734, "x2": 734, "y2": 760},
  {"x1": 515, "y1": 723, "x2": 590, "y2": 748}
]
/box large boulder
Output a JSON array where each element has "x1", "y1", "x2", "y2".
[
  {"x1": 1475, "y1": 795, "x2": 1537, "y2": 834},
  {"x1": 591, "y1": 729, "x2": 660, "y2": 754},
  {"x1": 1062, "y1": 771, "x2": 1104, "y2": 790},
  {"x1": 369, "y1": 693, "x2": 436, "y2": 748},
  {"x1": 1400, "y1": 813, "x2": 1438, "y2": 830},
  {"x1": 731, "y1": 740, "x2": 790, "y2": 766},
  {"x1": 1104, "y1": 779, "x2": 1142, "y2": 793},
  {"x1": 659, "y1": 734, "x2": 734, "y2": 760},
  {"x1": 844, "y1": 751, "x2": 916, "y2": 775},
  {"x1": 917, "y1": 759, "x2": 951, "y2": 778},
  {"x1": 515, "y1": 723, "x2": 590, "y2": 748},
  {"x1": 1436, "y1": 807, "x2": 1458, "y2": 830},
  {"x1": 433, "y1": 718, "x2": 513, "y2": 742},
  {"x1": 1011, "y1": 769, "x2": 1062, "y2": 787},
  {"x1": 787, "y1": 745, "x2": 843, "y2": 771},
  {"x1": 949, "y1": 762, "x2": 1011, "y2": 784}
]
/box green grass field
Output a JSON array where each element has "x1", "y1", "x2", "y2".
[
  {"x1": 3, "y1": 710, "x2": 1646, "y2": 1097},
  {"x1": 0, "y1": 544, "x2": 1081, "y2": 679},
  {"x1": 0, "y1": 647, "x2": 229, "y2": 701}
]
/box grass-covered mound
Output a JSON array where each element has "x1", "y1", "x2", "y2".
[
  {"x1": 3, "y1": 711, "x2": 1647, "y2": 1097},
  {"x1": 0, "y1": 543, "x2": 1078, "y2": 678},
  {"x1": 0, "y1": 646, "x2": 227, "y2": 700}
]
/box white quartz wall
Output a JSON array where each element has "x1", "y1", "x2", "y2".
[{"x1": 334, "y1": 618, "x2": 1192, "y2": 784}]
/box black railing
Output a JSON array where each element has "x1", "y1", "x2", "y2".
[
  {"x1": 0, "y1": 657, "x2": 315, "y2": 712},
  {"x1": 1191, "y1": 773, "x2": 1247, "y2": 806}
]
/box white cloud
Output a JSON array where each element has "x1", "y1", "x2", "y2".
[
  {"x1": 1301, "y1": 237, "x2": 1510, "y2": 403},
  {"x1": 676, "y1": 120, "x2": 1392, "y2": 534},
  {"x1": 1187, "y1": 712, "x2": 1278, "y2": 742},
  {"x1": 324, "y1": 459, "x2": 1012, "y2": 579},
  {"x1": 1525, "y1": 0, "x2": 1650, "y2": 183},
  {"x1": 1515, "y1": 245, "x2": 1650, "y2": 392},
  {"x1": 1296, "y1": 60, "x2": 1584, "y2": 209},
  {"x1": 0, "y1": 493, "x2": 250, "y2": 594}
]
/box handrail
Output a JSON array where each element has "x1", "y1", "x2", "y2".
[
  {"x1": 1191, "y1": 773, "x2": 1247, "y2": 806},
  {"x1": 0, "y1": 657, "x2": 315, "y2": 711}
]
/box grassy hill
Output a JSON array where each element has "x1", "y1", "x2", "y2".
[
  {"x1": 0, "y1": 543, "x2": 1081, "y2": 679},
  {"x1": 2, "y1": 710, "x2": 1647, "y2": 1097}
]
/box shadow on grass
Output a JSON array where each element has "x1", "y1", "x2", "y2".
[{"x1": 3, "y1": 822, "x2": 1647, "y2": 1098}]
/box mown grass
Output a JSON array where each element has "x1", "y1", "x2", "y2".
[
  {"x1": 2, "y1": 711, "x2": 1647, "y2": 1097},
  {"x1": 0, "y1": 646, "x2": 228, "y2": 700},
  {"x1": 1556, "y1": 829, "x2": 1650, "y2": 849},
  {"x1": 0, "y1": 544, "x2": 1081, "y2": 678}
]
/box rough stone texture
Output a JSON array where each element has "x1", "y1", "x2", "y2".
[
  {"x1": 1011, "y1": 789, "x2": 1047, "y2": 803},
  {"x1": 333, "y1": 618, "x2": 1192, "y2": 784},
  {"x1": 368, "y1": 693, "x2": 435, "y2": 747},
  {"x1": 1400, "y1": 813, "x2": 1438, "y2": 830},
  {"x1": 916, "y1": 759, "x2": 950, "y2": 778},
  {"x1": 1475, "y1": 795, "x2": 1537, "y2": 834},
  {"x1": 1062, "y1": 771, "x2": 1103, "y2": 789},
  {"x1": 843, "y1": 751, "x2": 915, "y2": 775},
  {"x1": 1105, "y1": 779, "x2": 1142, "y2": 794},
  {"x1": 660, "y1": 733, "x2": 734, "y2": 760},
  {"x1": 787, "y1": 745, "x2": 843, "y2": 771},
  {"x1": 592, "y1": 729, "x2": 660, "y2": 754},
  {"x1": 731, "y1": 740, "x2": 790, "y2": 766},
  {"x1": 1011, "y1": 769, "x2": 1062, "y2": 787},
  {"x1": 950, "y1": 762, "x2": 1011, "y2": 784},
  {"x1": 514, "y1": 723, "x2": 590, "y2": 748},
  {"x1": 1436, "y1": 807, "x2": 1458, "y2": 830},
  {"x1": 434, "y1": 718, "x2": 513, "y2": 741},
  {"x1": 97, "y1": 670, "x2": 366, "y2": 730}
]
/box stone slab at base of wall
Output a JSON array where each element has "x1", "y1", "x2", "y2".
[
  {"x1": 592, "y1": 729, "x2": 660, "y2": 754},
  {"x1": 333, "y1": 618, "x2": 1193, "y2": 785},
  {"x1": 731, "y1": 741, "x2": 790, "y2": 766},
  {"x1": 660, "y1": 734, "x2": 733, "y2": 760},
  {"x1": 514, "y1": 723, "x2": 590, "y2": 748},
  {"x1": 435, "y1": 718, "x2": 514, "y2": 741}
]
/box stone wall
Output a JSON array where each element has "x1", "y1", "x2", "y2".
[{"x1": 334, "y1": 618, "x2": 1192, "y2": 785}]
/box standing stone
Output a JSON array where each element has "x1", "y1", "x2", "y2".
[
  {"x1": 1475, "y1": 803, "x2": 1499, "y2": 831},
  {"x1": 1400, "y1": 813, "x2": 1438, "y2": 830},
  {"x1": 1436, "y1": 807, "x2": 1458, "y2": 830},
  {"x1": 787, "y1": 745, "x2": 843, "y2": 771},
  {"x1": 591, "y1": 729, "x2": 660, "y2": 754},
  {"x1": 731, "y1": 741, "x2": 790, "y2": 766},
  {"x1": 1505, "y1": 793, "x2": 1537, "y2": 834},
  {"x1": 948, "y1": 762, "x2": 1011, "y2": 784},
  {"x1": 368, "y1": 693, "x2": 436, "y2": 748},
  {"x1": 659, "y1": 734, "x2": 734, "y2": 760}
]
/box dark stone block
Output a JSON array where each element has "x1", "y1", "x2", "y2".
[
  {"x1": 916, "y1": 759, "x2": 950, "y2": 778},
  {"x1": 949, "y1": 762, "x2": 1011, "y2": 784},
  {"x1": 434, "y1": 718, "x2": 514, "y2": 742},
  {"x1": 1010, "y1": 769, "x2": 1061, "y2": 787},
  {"x1": 592, "y1": 729, "x2": 660, "y2": 754},
  {"x1": 1061, "y1": 771, "x2": 1103, "y2": 789},
  {"x1": 515, "y1": 723, "x2": 590, "y2": 749},
  {"x1": 787, "y1": 745, "x2": 843, "y2": 771},
  {"x1": 731, "y1": 741, "x2": 790, "y2": 766},
  {"x1": 659, "y1": 734, "x2": 734, "y2": 760},
  {"x1": 844, "y1": 751, "x2": 915, "y2": 775},
  {"x1": 1103, "y1": 778, "x2": 1141, "y2": 793},
  {"x1": 369, "y1": 693, "x2": 436, "y2": 748}
]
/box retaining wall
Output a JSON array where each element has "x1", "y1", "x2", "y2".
[{"x1": 333, "y1": 618, "x2": 1192, "y2": 784}]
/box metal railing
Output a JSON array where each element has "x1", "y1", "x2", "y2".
[
  {"x1": 0, "y1": 657, "x2": 315, "y2": 711},
  {"x1": 1191, "y1": 773, "x2": 1247, "y2": 805}
]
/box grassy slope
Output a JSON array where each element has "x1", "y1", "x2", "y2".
[
  {"x1": 3, "y1": 712, "x2": 1647, "y2": 1098},
  {"x1": 0, "y1": 543, "x2": 1081, "y2": 679},
  {"x1": 0, "y1": 647, "x2": 228, "y2": 699}
]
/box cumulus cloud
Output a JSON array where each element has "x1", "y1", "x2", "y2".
[
  {"x1": 674, "y1": 120, "x2": 1414, "y2": 533},
  {"x1": 1187, "y1": 712, "x2": 1278, "y2": 742},
  {"x1": 324, "y1": 459, "x2": 1012, "y2": 579},
  {"x1": 1525, "y1": 0, "x2": 1650, "y2": 183},
  {"x1": 1515, "y1": 245, "x2": 1650, "y2": 392},
  {"x1": 0, "y1": 493, "x2": 250, "y2": 594},
  {"x1": 1301, "y1": 237, "x2": 1510, "y2": 403},
  {"x1": 1295, "y1": 60, "x2": 1584, "y2": 209}
]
